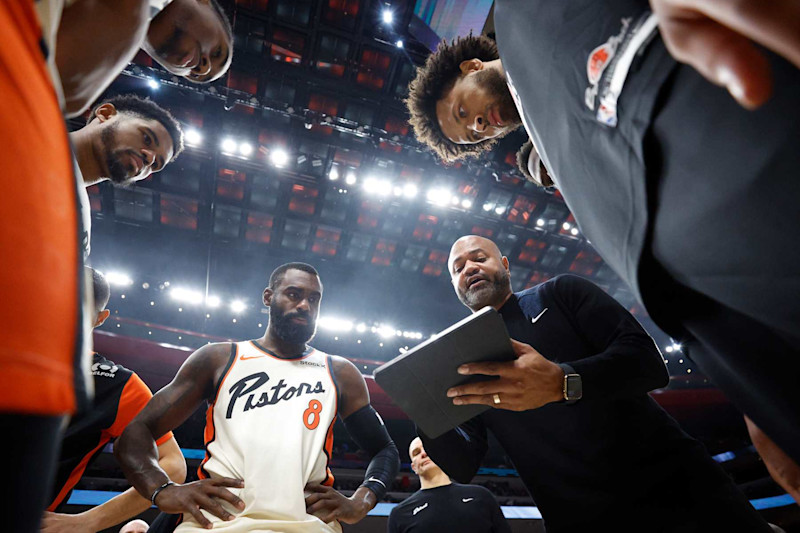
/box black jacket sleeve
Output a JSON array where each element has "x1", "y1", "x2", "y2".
[
  {"x1": 488, "y1": 495, "x2": 511, "y2": 533},
  {"x1": 548, "y1": 274, "x2": 669, "y2": 399},
  {"x1": 417, "y1": 416, "x2": 488, "y2": 483}
]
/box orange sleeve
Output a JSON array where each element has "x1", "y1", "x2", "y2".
[{"x1": 108, "y1": 372, "x2": 174, "y2": 445}]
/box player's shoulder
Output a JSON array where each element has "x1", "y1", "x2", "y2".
[
  {"x1": 452, "y1": 483, "x2": 496, "y2": 499},
  {"x1": 92, "y1": 352, "x2": 134, "y2": 382}
]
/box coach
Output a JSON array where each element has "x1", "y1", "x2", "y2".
[{"x1": 418, "y1": 235, "x2": 771, "y2": 533}]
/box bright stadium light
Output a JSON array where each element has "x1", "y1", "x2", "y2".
[
  {"x1": 363, "y1": 176, "x2": 392, "y2": 197},
  {"x1": 221, "y1": 138, "x2": 237, "y2": 153},
  {"x1": 461, "y1": 199, "x2": 473, "y2": 209},
  {"x1": 170, "y1": 287, "x2": 204, "y2": 305},
  {"x1": 318, "y1": 316, "x2": 354, "y2": 332},
  {"x1": 570, "y1": 227, "x2": 579, "y2": 236},
  {"x1": 376, "y1": 324, "x2": 397, "y2": 338},
  {"x1": 230, "y1": 300, "x2": 246, "y2": 313},
  {"x1": 426, "y1": 188, "x2": 452, "y2": 207},
  {"x1": 395, "y1": 40, "x2": 404, "y2": 48},
  {"x1": 345, "y1": 170, "x2": 357, "y2": 185},
  {"x1": 270, "y1": 148, "x2": 289, "y2": 167},
  {"x1": 536, "y1": 218, "x2": 545, "y2": 227},
  {"x1": 562, "y1": 222, "x2": 571, "y2": 230},
  {"x1": 494, "y1": 206, "x2": 505, "y2": 215},
  {"x1": 382, "y1": 9, "x2": 393, "y2": 24},
  {"x1": 147, "y1": 78, "x2": 160, "y2": 90},
  {"x1": 239, "y1": 142, "x2": 253, "y2": 157},
  {"x1": 403, "y1": 183, "x2": 418, "y2": 199},
  {"x1": 105, "y1": 271, "x2": 133, "y2": 287},
  {"x1": 185, "y1": 128, "x2": 203, "y2": 146},
  {"x1": 205, "y1": 295, "x2": 221, "y2": 308},
  {"x1": 329, "y1": 166, "x2": 340, "y2": 181}
]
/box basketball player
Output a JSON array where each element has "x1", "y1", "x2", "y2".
[
  {"x1": 54, "y1": 0, "x2": 233, "y2": 115},
  {"x1": 116, "y1": 262, "x2": 400, "y2": 532},
  {"x1": 41, "y1": 268, "x2": 186, "y2": 533},
  {"x1": 1, "y1": 2, "x2": 87, "y2": 531},
  {"x1": 387, "y1": 438, "x2": 510, "y2": 533},
  {"x1": 70, "y1": 93, "x2": 183, "y2": 256}
]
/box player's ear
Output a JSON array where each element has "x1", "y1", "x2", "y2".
[
  {"x1": 263, "y1": 287, "x2": 273, "y2": 306},
  {"x1": 502, "y1": 256, "x2": 510, "y2": 271},
  {"x1": 459, "y1": 58, "x2": 483, "y2": 75},
  {"x1": 94, "y1": 103, "x2": 117, "y2": 123},
  {"x1": 94, "y1": 309, "x2": 111, "y2": 328}
]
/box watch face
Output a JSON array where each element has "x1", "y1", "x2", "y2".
[{"x1": 565, "y1": 374, "x2": 583, "y2": 401}]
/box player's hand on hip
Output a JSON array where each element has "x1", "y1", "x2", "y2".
[
  {"x1": 40, "y1": 511, "x2": 97, "y2": 533},
  {"x1": 154, "y1": 477, "x2": 245, "y2": 529},
  {"x1": 744, "y1": 416, "x2": 800, "y2": 503},
  {"x1": 305, "y1": 482, "x2": 370, "y2": 525},
  {"x1": 447, "y1": 339, "x2": 564, "y2": 412},
  {"x1": 650, "y1": 0, "x2": 800, "y2": 109}
]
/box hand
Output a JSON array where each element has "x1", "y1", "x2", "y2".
[
  {"x1": 304, "y1": 483, "x2": 370, "y2": 525},
  {"x1": 154, "y1": 478, "x2": 245, "y2": 530},
  {"x1": 446, "y1": 339, "x2": 564, "y2": 411},
  {"x1": 40, "y1": 511, "x2": 98, "y2": 533},
  {"x1": 744, "y1": 416, "x2": 800, "y2": 503},
  {"x1": 650, "y1": 0, "x2": 800, "y2": 109}
]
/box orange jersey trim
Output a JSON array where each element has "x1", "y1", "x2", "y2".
[
  {"x1": 321, "y1": 355, "x2": 339, "y2": 487},
  {"x1": 198, "y1": 343, "x2": 238, "y2": 480}
]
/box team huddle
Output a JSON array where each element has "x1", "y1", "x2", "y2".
[{"x1": 2, "y1": 0, "x2": 799, "y2": 531}]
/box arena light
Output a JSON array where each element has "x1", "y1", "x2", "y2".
[
  {"x1": 570, "y1": 227, "x2": 579, "y2": 236},
  {"x1": 536, "y1": 218, "x2": 545, "y2": 227},
  {"x1": 494, "y1": 206, "x2": 506, "y2": 215},
  {"x1": 393, "y1": 186, "x2": 403, "y2": 197},
  {"x1": 170, "y1": 287, "x2": 204, "y2": 305},
  {"x1": 147, "y1": 78, "x2": 160, "y2": 90},
  {"x1": 221, "y1": 138, "x2": 237, "y2": 154},
  {"x1": 461, "y1": 199, "x2": 473, "y2": 209},
  {"x1": 328, "y1": 166, "x2": 340, "y2": 181},
  {"x1": 230, "y1": 300, "x2": 246, "y2": 313},
  {"x1": 483, "y1": 202, "x2": 494, "y2": 212},
  {"x1": 318, "y1": 316, "x2": 354, "y2": 332},
  {"x1": 185, "y1": 128, "x2": 203, "y2": 146},
  {"x1": 665, "y1": 346, "x2": 674, "y2": 353},
  {"x1": 345, "y1": 170, "x2": 358, "y2": 185},
  {"x1": 105, "y1": 271, "x2": 133, "y2": 287},
  {"x1": 382, "y1": 9, "x2": 393, "y2": 24},
  {"x1": 239, "y1": 143, "x2": 253, "y2": 157},
  {"x1": 363, "y1": 176, "x2": 392, "y2": 197},
  {"x1": 270, "y1": 148, "x2": 289, "y2": 167},
  {"x1": 562, "y1": 222, "x2": 571, "y2": 231},
  {"x1": 376, "y1": 324, "x2": 397, "y2": 338},
  {"x1": 395, "y1": 40, "x2": 404, "y2": 48},
  {"x1": 672, "y1": 343, "x2": 682, "y2": 352},
  {"x1": 403, "y1": 183, "x2": 418, "y2": 199},
  {"x1": 426, "y1": 188, "x2": 452, "y2": 207},
  {"x1": 205, "y1": 295, "x2": 221, "y2": 308}
]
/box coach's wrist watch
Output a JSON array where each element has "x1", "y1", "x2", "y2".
[{"x1": 559, "y1": 363, "x2": 582, "y2": 404}]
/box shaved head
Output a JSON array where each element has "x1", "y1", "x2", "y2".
[{"x1": 448, "y1": 235, "x2": 512, "y2": 311}]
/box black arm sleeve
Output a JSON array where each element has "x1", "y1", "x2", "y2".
[
  {"x1": 549, "y1": 275, "x2": 669, "y2": 399},
  {"x1": 342, "y1": 405, "x2": 399, "y2": 501},
  {"x1": 417, "y1": 416, "x2": 488, "y2": 483}
]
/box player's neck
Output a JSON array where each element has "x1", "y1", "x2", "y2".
[
  {"x1": 258, "y1": 330, "x2": 308, "y2": 359},
  {"x1": 69, "y1": 128, "x2": 103, "y2": 185},
  {"x1": 420, "y1": 471, "x2": 451, "y2": 490}
]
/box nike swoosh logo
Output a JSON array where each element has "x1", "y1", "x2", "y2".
[
  {"x1": 531, "y1": 308, "x2": 548, "y2": 324},
  {"x1": 413, "y1": 503, "x2": 428, "y2": 515},
  {"x1": 462, "y1": 498, "x2": 474, "y2": 503},
  {"x1": 240, "y1": 355, "x2": 265, "y2": 360}
]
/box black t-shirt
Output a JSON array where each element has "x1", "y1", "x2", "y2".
[{"x1": 387, "y1": 483, "x2": 510, "y2": 533}]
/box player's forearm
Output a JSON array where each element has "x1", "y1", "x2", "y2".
[
  {"x1": 350, "y1": 486, "x2": 378, "y2": 516},
  {"x1": 86, "y1": 441, "x2": 187, "y2": 530},
  {"x1": 115, "y1": 422, "x2": 171, "y2": 500}
]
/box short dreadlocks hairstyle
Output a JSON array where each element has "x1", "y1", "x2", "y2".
[
  {"x1": 406, "y1": 34, "x2": 501, "y2": 163},
  {"x1": 88, "y1": 94, "x2": 184, "y2": 162}
]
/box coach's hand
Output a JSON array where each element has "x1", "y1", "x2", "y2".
[
  {"x1": 305, "y1": 483, "x2": 372, "y2": 525},
  {"x1": 447, "y1": 339, "x2": 564, "y2": 411},
  {"x1": 154, "y1": 478, "x2": 245, "y2": 529},
  {"x1": 650, "y1": 0, "x2": 800, "y2": 109}
]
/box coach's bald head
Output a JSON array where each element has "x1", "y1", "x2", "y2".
[{"x1": 448, "y1": 235, "x2": 512, "y2": 311}]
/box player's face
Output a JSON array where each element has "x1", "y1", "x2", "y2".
[
  {"x1": 144, "y1": 0, "x2": 232, "y2": 83},
  {"x1": 448, "y1": 236, "x2": 511, "y2": 310},
  {"x1": 268, "y1": 270, "x2": 322, "y2": 344},
  {"x1": 409, "y1": 438, "x2": 440, "y2": 477},
  {"x1": 99, "y1": 115, "x2": 174, "y2": 185},
  {"x1": 435, "y1": 64, "x2": 521, "y2": 145}
]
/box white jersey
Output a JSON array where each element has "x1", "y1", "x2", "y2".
[{"x1": 176, "y1": 341, "x2": 341, "y2": 533}]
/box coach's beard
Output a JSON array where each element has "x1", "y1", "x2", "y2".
[
  {"x1": 269, "y1": 306, "x2": 317, "y2": 345},
  {"x1": 458, "y1": 270, "x2": 511, "y2": 309}
]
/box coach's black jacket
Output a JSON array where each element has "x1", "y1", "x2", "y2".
[
  {"x1": 494, "y1": 0, "x2": 800, "y2": 462},
  {"x1": 420, "y1": 275, "x2": 769, "y2": 533}
]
